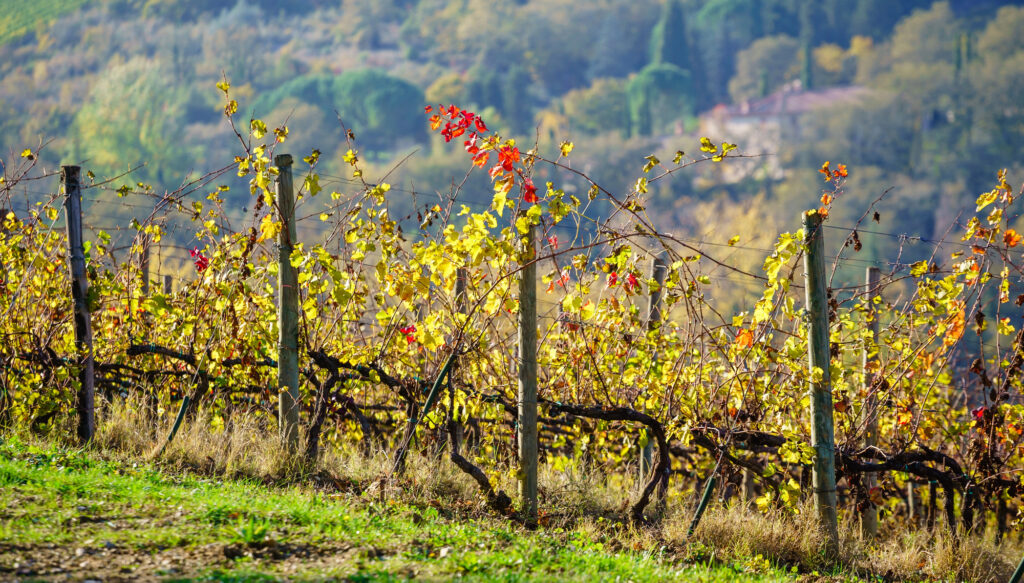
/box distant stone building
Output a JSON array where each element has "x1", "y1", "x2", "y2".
[{"x1": 699, "y1": 82, "x2": 870, "y2": 183}]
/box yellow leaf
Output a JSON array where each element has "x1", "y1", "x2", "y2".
[
  {"x1": 257, "y1": 215, "x2": 281, "y2": 243},
  {"x1": 559, "y1": 141, "x2": 574, "y2": 157},
  {"x1": 581, "y1": 300, "x2": 596, "y2": 320},
  {"x1": 635, "y1": 177, "x2": 648, "y2": 194},
  {"x1": 250, "y1": 119, "x2": 267, "y2": 139}
]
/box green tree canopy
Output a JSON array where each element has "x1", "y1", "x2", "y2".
[
  {"x1": 69, "y1": 56, "x2": 198, "y2": 188},
  {"x1": 562, "y1": 78, "x2": 630, "y2": 136},
  {"x1": 626, "y1": 63, "x2": 692, "y2": 137},
  {"x1": 253, "y1": 70, "x2": 426, "y2": 152},
  {"x1": 728, "y1": 35, "x2": 800, "y2": 102}
]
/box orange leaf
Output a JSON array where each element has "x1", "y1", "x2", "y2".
[
  {"x1": 735, "y1": 328, "x2": 754, "y2": 348},
  {"x1": 1005, "y1": 229, "x2": 1022, "y2": 247},
  {"x1": 819, "y1": 161, "x2": 832, "y2": 181}
]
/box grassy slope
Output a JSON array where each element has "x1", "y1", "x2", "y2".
[
  {"x1": 0, "y1": 438, "x2": 796, "y2": 582},
  {"x1": 0, "y1": 0, "x2": 89, "y2": 46}
]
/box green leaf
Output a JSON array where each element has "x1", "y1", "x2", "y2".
[{"x1": 304, "y1": 174, "x2": 322, "y2": 197}]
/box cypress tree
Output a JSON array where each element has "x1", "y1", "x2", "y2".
[
  {"x1": 650, "y1": 0, "x2": 692, "y2": 73},
  {"x1": 798, "y1": 2, "x2": 819, "y2": 90},
  {"x1": 650, "y1": 0, "x2": 707, "y2": 108},
  {"x1": 501, "y1": 66, "x2": 532, "y2": 135}
]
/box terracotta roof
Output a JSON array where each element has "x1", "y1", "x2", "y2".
[{"x1": 712, "y1": 84, "x2": 870, "y2": 119}]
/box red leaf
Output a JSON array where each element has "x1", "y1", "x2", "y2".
[
  {"x1": 475, "y1": 118, "x2": 488, "y2": 132},
  {"x1": 625, "y1": 273, "x2": 638, "y2": 292},
  {"x1": 190, "y1": 248, "x2": 209, "y2": 272},
  {"x1": 523, "y1": 178, "x2": 538, "y2": 203}
]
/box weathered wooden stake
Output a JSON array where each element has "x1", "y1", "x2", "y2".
[
  {"x1": 453, "y1": 267, "x2": 468, "y2": 451},
  {"x1": 63, "y1": 166, "x2": 95, "y2": 443},
  {"x1": 163, "y1": 275, "x2": 173, "y2": 295},
  {"x1": 140, "y1": 233, "x2": 150, "y2": 297},
  {"x1": 640, "y1": 253, "x2": 668, "y2": 481},
  {"x1": 518, "y1": 222, "x2": 538, "y2": 523},
  {"x1": 862, "y1": 266, "x2": 880, "y2": 538},
  {"x1": 275, "y1": 154, "x2": 300, "y2": 451},
  {"x1": 741, "y1": 467, "x2": 756, "y2": 505},
  {"x1": 138, "y1": 232, "x2": 155, "y2": 421},
  {"x1": 907, "y1": 481, "x2": 917, "y2": 524},
  {"x1": 927, "y1": 480, "x2": 937, "y2": 531},
  {"x1": 998, "y1": 496, "x2": 1009, "y2": 542},
  {"x1": 802, "y1": 210, "x2": 839, "y2": 555}
]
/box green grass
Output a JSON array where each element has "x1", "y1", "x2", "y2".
[
  {"x1": 0, "y1": 0, "x2": 90, "y2": 46},
  {"x1": 0, "y1": 436, "x2": 799, "y2": 582}
]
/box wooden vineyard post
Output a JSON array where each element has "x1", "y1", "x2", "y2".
[
  {"x1": 862, "y1": 266, "x2": 880, "y2": 538},
  {"x1": 907, "y1": 481, "x2": 917, "y2": 524},
  {"x1": 927, "y1": 480, "x2": 937, "y2": 531},
  {"x1": 802, "y1": 210, "x2": 839, "y2": 555},
  {"x1": 163, "y1": 275, "x2": 173, "y2": 295},
  {"x1": 140, "y1": 233, "x2": 151, "y2": 297},
  {"x1": 517, "y1": 221, "x2": 538, "y2": 523},
  {"x1": 640, "y1": 253, "x2": 668, "y2": 482},
  {"x1": 453, "y1": 267, "x2": 468, "y2": 451},
  {"x1": 138, "y1": 232, "x2": 154, "y2": 422},
  {"x1": 62, "y1": 165, "x2": 95, "y2": 443},
  {"x1": 275, "y1": 154, "x2": 300, "y2": 451}
]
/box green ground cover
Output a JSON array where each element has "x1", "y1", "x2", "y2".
[
  {"x1": 0, "y1": 0, "x2": 89, "y2": 46},
  {"x1": 0, "y1": 437, "x2": 800, "y2": 582}
]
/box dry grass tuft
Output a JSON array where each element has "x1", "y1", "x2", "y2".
[
  {"x1": 667, "y1": 501, "x2": 830, "y2": 571},
  {"x1": 884, "y1": 529, "x2": 1015, "y2": 583}
]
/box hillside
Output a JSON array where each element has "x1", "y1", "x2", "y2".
[
  {"x1": 0, "y1": 0, "x2": 1023, "y2": 294},
  {"x1": 0, "y1": 0, "x2": 87, "y2": 45}
]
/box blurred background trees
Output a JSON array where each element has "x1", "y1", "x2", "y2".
[{"x1": 2, "y1": 0, "x2": 1024, "y2": 303}]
